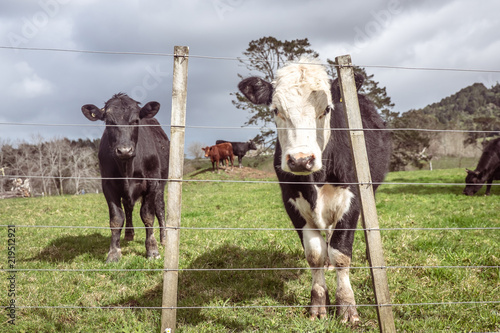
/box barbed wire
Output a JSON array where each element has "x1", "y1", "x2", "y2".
[
  {"x1": 1, "y1": 44, "x2": 499, "y2": 325},
  {"x1": 1, "y1": 224, "x2": 499, "y2": 232},
  {"x1": 2, "y1": 264, "x2": 499, "y2": 273},
  {"x1": 2, "y1": 173, "x2": 500, "y2": 188},
  {"x1": 0, "y1": 121, "x2": 499, "y2": 135},
  {"x1": 2, "y1": 45, "x2": 500, "y2": 74},
  {"x1": 2, "y1": 300, "x2": 499, "y2": 311}
]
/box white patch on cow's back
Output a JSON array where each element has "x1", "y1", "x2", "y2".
[{"x1": 288, "y1": 185, "x2": 353, "y2": 231}]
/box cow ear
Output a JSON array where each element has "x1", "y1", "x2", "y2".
[
  {"x1": 330, "y1": 78, "x2": 341, "y2": 103},
  {"x1": 81, "y1": 104, "x2": 105, "y2": 122},
  {"x1": 238, "y1": 77, "x2": 273, "y2": 105},
  {"x1": 354, "y1": 73, "x2": 365, "y2": 91},
  {"x1": 140, "y1": 101, "x2": 160, "y2": 119}
]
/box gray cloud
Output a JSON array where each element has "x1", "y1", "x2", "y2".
[{"x1": 1, "y1": 0, "x2": 499, "y2": 154}]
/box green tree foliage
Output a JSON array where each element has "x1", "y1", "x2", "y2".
[
  {"x1": 389, "y1": 82, "x2": 500, "y2": 170},
  {"x1": 325, "y1": 59, "x2": 395, "y2": 120}
]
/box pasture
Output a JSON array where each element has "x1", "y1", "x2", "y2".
[{"x1": 0, "y1": 168, "x2": 499, "y2": 332}]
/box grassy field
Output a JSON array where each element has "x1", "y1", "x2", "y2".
[{"x1": 0, "y1": 168, "x2": 499, "y2": 332}]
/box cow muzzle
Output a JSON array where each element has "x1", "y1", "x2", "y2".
[
  {"x1": 286, "y1": 153, "x2": 316, "y2": 174},
  {"x1": 115, "y1": 145, "x2": 135, "y2": 159}
]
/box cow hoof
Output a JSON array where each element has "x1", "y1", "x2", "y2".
[
  {"x1": 337, "y1": 305, "x2": 360, "y2": 324},
  {"x1": 309, "y1": 308, "x2": 328, "y2": 321},
  {"x1": 310, "y1": 313, "x2": 328, "y2": 320},
  {"x1": 106, "y1": 251, "x2": 122, "y2": 263},
  {"x1": 147, "y1": 250, "x2": 161, "y2": 260}
]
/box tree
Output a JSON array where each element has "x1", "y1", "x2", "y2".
[
  {"x1": 325, "y1": 60, "x2": 395, "y2": 121},
  {"x1": 187, "y1": 141, "x2": 205, "y2": 159},
  {"x1": 389, "y1": 110, "x2": 440, "y2": 171},
  {"x1": 232, "y1": 37, "x2": 319, "y2": 150},
  {"x1": 234, "y1": 37, "x2": 396, "y2": 152}
]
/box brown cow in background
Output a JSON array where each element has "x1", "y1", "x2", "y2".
[{"x1": 202, "y1": 142, "x2": 234, "y2": 172}]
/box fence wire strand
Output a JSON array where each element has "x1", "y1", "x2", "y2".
[
  {"x1": 1, "y1": 46, "x2": 499, "y2": 319},
  {"x1": 3, "y1": 45, "x2": 500, "y2": 74},
  {"x1": 2, "y1": 300, "x2": 499, "y2": 311}
]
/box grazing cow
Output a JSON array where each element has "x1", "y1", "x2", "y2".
[
  {"x1": 216, "y1": 140, "x2": 257, "y2": 167},
  {"x1": 202, "y1": 142, "x2": 234, "y2": 172},
  {"x1": 81, "y1": 93, "x2": 169, "y2": 263},
  {"x1": 463, "y1": 137, "x2": 500, "y2": 196},
  {"x1": 238, "y1": 58, "x2": 391, "y2": 323}
]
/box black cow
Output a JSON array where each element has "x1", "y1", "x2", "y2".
[
  {"x1": 81, "y1": 93, "x2": 169, "y2": 262},
  {"x1": 238, "y1": 58, "x2": 391, "y2": 323},
  {"x1": 464, "y1": 137, "x2": 500, "y2": 196},
  {"x1": 215, "y1": 140, "x2": 257, "y2": 167}
]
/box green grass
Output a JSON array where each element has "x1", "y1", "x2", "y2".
[{"x1": 0, "y1": 168, "x2": 499, "y2": 332}]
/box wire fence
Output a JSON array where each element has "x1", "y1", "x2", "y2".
[{"x1": 1, "y1": 45, "x2": 499, "y2": 323}]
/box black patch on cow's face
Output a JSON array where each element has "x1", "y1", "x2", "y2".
[{"x1": 103, "y1": 95, "x2": 141, "y2": 160}]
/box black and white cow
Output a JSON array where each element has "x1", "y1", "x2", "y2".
[
  {"x1": 215, "y1": 140, "x2": 257, "y2": 167},
  {"x1": 238, "y1": 58, "x2": 391, "y2": 323},
  {"x1": 463, "y1": 137, "x2": 500, "y2": 196},
  {"x1": 82, "y1": 93, "x2": 169, "y2": 262}
]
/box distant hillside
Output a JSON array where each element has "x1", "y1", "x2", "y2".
[
  {"x1": 407, "y1": 82, "x2": 500, "y2": 130},
  {"x1": 390, "y1": 82, "x2": 500, "y2": 170}
]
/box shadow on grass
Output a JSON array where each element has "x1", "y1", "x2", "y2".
[
  {"x1": 188, "y1": 167, "x2": 215, "y2": 177},
  {"x1": 26, "y1": 232, "x2": 138, "y2": 262},
  {"x1": 107, "y1": 244, "x2": 306, "y2": 330}
]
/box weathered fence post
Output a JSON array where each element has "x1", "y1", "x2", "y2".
[
  {"x1": 336, "y1": 54, "x2": 396, "y2": 333},
  {"x1": 161, "y1": 45, "x2": 189, "y2": 333}
]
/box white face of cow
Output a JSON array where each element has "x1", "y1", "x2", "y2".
[{"x1": 271, "y1": 62, "x2": 332, "y2": 175}]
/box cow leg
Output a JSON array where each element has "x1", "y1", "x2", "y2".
[
  {"x1": 485, "y1": 178, "x2": 493, "y2": 195},
  {"x1": 155, "y1": 186, "x2": 167, "y2": 246},
  {"x1": 303, "y1": 228, "x2": 329, "y2": 320},
  {"x1": 106, "y1": 199, "x2": 125, "y2": 263},
  {"x1": 238, "y1": 156, "x2": 243, "y2": 168},
  {"x1": 141, "y1": 193, "x2": 160, "y2": 259},
  {"x1": 123, "y1": 199, "x2": 134, "y2": 241},
  {"x1": 328, "y1": 217, "x2": 360, "y2": 323}
]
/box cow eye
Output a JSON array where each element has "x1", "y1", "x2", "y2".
[
  {"x1": 319, "y1": 105, "x2": 332, "y2": 119},
  {"x1": 272, "y1": 108, "x2": 279, "y2": 116}
]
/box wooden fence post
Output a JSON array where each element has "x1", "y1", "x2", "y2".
[
  {"x1": 336, "y1": 54, "x2": 396, "y2": 333},
  {"x1": 161, "y1": 45, "x2": 189, "y2": 333}
]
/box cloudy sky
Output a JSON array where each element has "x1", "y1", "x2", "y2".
[{"x1": 1, "y1": 0, "x2": 499, "y2": 156}]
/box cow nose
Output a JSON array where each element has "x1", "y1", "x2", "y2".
[
  {"x1": 287, "y1": 153, "x2": 315, "y2": 173},
  {"x1": 115, "y1": 146, "x2": 134, "y2": 159}
]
